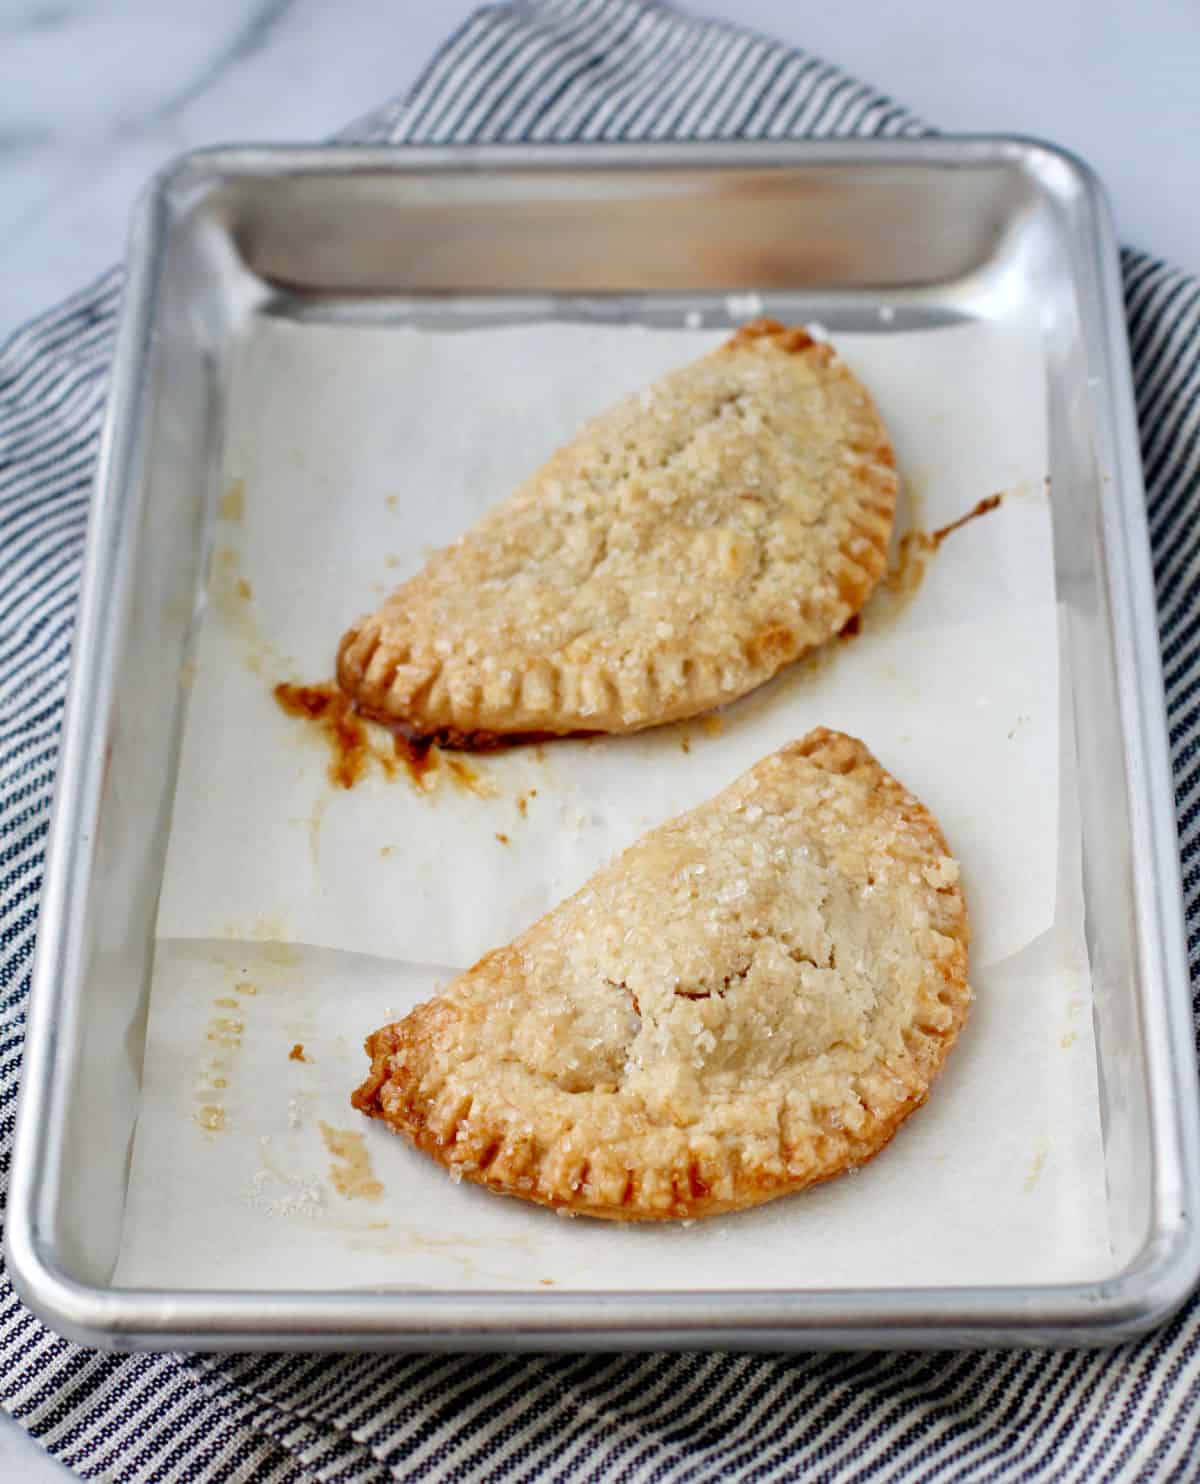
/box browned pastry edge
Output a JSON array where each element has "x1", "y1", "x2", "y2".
[
  {"x1": 350, "y1": 1022, "x2": 937, "y2": 1222},
  {"x1": 336, "y1": 321, "x2": 898, "y2": 743},
  {"x1": 351, "y1": 729, "x2": 970, "y2": 1221},
  {"x1": 345, "y1": 675, "x2": 597, "y2": 752}
]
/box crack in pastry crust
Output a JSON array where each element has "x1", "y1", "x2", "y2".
[
  {"x1": 352, "y1": 729, "x2": 970, "y2": 1221},
  {"x1": 338, "y1": 322, "x2": 898, "y2": 741}
]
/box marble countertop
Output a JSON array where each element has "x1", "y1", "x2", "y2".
[{"x1": 1, "y1": 0, "x2": 1197, "y2": 1477}]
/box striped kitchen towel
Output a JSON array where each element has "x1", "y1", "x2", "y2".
[{"x1": 3, "y1": 0, "x2": 1199, "y2": 1479}]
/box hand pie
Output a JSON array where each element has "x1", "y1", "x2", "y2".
[
  {"x1": 338, "y1": 322, "x2": 897, "y2": 745},
  {"x1": 351, "y1": 730, "x2": 970, "y2": 1221}
]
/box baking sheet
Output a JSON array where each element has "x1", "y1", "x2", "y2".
[{"x1": 113, "y1": 316, "x2": 1110, "y2": 1290}]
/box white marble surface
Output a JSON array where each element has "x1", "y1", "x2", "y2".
[
  {"x1": 1, "y1": 1, "x2": 1198, "y2": 1478},
  {"x1": 0, "y1": 1417, "x2": 73, "y2": 1482}
]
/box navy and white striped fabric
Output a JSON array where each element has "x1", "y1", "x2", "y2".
[{"x1": 3, "y1": 1, "x2": 1199, "y2": 1478}]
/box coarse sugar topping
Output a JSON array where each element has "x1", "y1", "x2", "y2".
[
  {"x1": 337, "y1": 323, "x2": 897, "y2": 740},
  {"x1": 352, "y1": 729, "x2": 970, "y2": 1221}
]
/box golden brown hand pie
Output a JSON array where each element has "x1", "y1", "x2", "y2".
[
  {"x1": 338, "y1": 322, "x2": 897, "y2": 745},
  {"x1": 352, "y1": 730, "x2": 970, "y2": 1221}
]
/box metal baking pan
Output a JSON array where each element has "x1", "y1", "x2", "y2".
[{"x1": 9, "y1": 139, "x2": 1200, "y2": 1350}]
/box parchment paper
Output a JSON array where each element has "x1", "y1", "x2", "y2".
[
  {"x1": 115, "y1": 316, "x2": 1112, "y2": 1290},
  {"x1": 115, "y1": 926, "x2": 1106, "y2": 1291},
  {"x1": 157, "y1": 321, "x2": 1057, "y2": 971}
]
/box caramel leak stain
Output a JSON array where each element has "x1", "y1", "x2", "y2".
[
  {"x1": 197, "y1": 1063, "x2": 229, "y2": 1093},
  {"x1": 931, "y1": 493, "x2": 1003, "y2": 546},
  {"x1": 199, "y1": 984, "x2": 249, "y2": 1120},
  {"x1": 386, "y1": 718, "x2": 594, "y2": 753},
  {"x1": 210, "y1": 541, "x2": 292, "y2": 678},
  {"x1": 680, "y1": 737, "x2": 691, "y2": 753},
  {"x1": 495, "y1": 832, "x2": 510, "y2": 845},
  {"x1": 379, "y1": 845, "x2": 394, "y2": 858},
  {"x1": 275, "y1": 682, "x2": 371, "y2": 789},
  {"x1": 884, "y1": 530, "x2": 937, "y2": 601},
  {"x1": 883, "y1": 493, "x2": 1006, "y2": 609},
  {"x1": 391, "y1": 729, "x2": 438, "y2": 790},
  {"x1": 514, "y1": 785, "x2": 543, "y2": 818},
  {"x1": 275, "y1": 681, "x2": 498, "y2": 797},
  {"x1": 700, "y1": 715, "x2": 724, "y2": 737},
  {"x1": 274, "y1": 683, "x2": 337, "y2": 722},
  {"x1": 289, "y1": 1043, "x2": 307, "y2": 1063},
  {"x1": 207, "y1": 1013, "x2": 244, "y2": 1051},
  {"x1": 235, "y1": 980, "x2": 258, "y2": 996},
  {"x1": 444, "y1": 756, "x2": 497, "y2": 797},
  {"x1": 219, "y1": 479, "x2": 245, "y2": 522},
  {"x1": 320, "y1": 1122, "x2": 384, "y2": 1202}
]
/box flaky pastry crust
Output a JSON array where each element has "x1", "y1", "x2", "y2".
[
  {"x1": 338, "y1": 322, "x2": 897, "y2": 741},
  {"x1": 352, "y1": 730, "x2": 970, "y2": 1221}
]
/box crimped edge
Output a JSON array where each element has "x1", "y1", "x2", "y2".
[
  {"x1": 337, "y1": 324, "x2": 899, "y2": 745},
  {"x1": 352, "y1": 729, "x2": 970, "y2": 1221}
]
